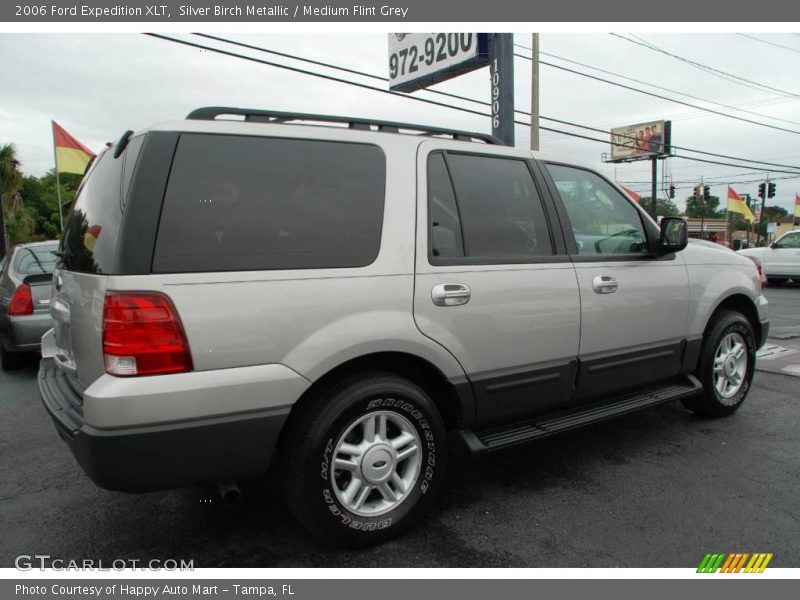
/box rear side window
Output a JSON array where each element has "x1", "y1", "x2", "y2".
[
  {"x1": 427, "y1": 152, "x2": 553, "y2": 263},
  {"x1": 61, "y1": 149, "x2": 124, "y2": 274},
  {"x1": 153, "y1": 134, "x2": 386, "y2": 273}
]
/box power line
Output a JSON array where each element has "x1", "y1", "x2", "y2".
[
  {"x1": 623, "y1": 173, "x2": 800, "y2": 192},
  {"x1": 737, "y1": 34, "x2": 800, "y2": 56},
  {"x1": 144, "y1": 34, "x2": 800, "y2": 176},
  {"x1": 514, "y1": 44, "x2": 800, "y2": 127},
  {"x1": 620, "y1": 170, "x2": 776, "y2": 184},
  {"x1": 610, "y1": 33, "x2": 800, "y2": 99},
  {"x1": 201, "y1": 34, "x2": 800, "y2": 172},
  {"x1": 514, "y1": 52, "x2": 800, "y2": 138}
]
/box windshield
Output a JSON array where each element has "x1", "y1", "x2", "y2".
[{"x1": 14, "y1": 243, "x2": 59, "y2": 275}]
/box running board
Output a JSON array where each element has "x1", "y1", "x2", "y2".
[{"x1": 457, "y1": 375, "x2": 702, "y2": 455}]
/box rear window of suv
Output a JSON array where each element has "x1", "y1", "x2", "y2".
[
  {"x1": 60, "y1": 137, "x2": 144, "y2": 274},
  {"x1": 153, "y1": 134, "x2": 386, "y2": 273}
]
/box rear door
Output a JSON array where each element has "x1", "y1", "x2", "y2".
[
  {"x1": 51, "y1": 136, "x2": 146, "y2": 388},
  {"x1": 413, "y1": 142, "x2": 580, "y2": 428},
  {"x1": 542, "y1": 163, "x2": 690, "y2": 400}
]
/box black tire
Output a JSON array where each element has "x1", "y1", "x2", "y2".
[
  {"x1": 682, "y1": 310, "x2": 756, "y2": 417},
  {"x1": 280, "y1": 372, "x2": 447, "y2": 547},
  {"x1": 0, "y1": 345, "x2": 25, "y2": 371}
]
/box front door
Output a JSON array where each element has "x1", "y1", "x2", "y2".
[
  {"x1": 543, "y1": 163, "x2": 690, "y2": 400},
  {"x1": 764, "y1": 230, "x2": 800, "y2": 279},
  {"x1": 413, "y1": 142, "x2": 580, "y2": 428}
]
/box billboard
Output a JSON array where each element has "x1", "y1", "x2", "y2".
[
  {"x1": 388, "y1": 33, "x2": 490, "y2": 93},
  {"x1": 609, "y1": 120, "x2": 671, "y2": 162}
]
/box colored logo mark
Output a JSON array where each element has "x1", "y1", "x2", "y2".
[{"x1": 697, "y1": 552, "x2": 773, "y2": 573}]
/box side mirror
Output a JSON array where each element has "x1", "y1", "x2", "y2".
[
  {"x1": 657, "y1": 217, "x2": 688, "y2": 255},
  {"x1": 770, "y1": 242, "x2": 779, "y2": 249}
]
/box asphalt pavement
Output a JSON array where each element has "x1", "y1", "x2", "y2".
[{"x1": 1, "y1": 286, "x2": 798, "y2": 568}]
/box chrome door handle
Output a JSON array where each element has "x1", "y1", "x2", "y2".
[
  {"x1": 431, "y1": 283, "x2": 471, "y2": 306},
  {"x1": 592, "y1": 275, "x2": 618, "y2": 294}
]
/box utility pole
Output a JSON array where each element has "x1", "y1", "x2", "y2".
[
  {"x1": 695, "y1": 181, "x2": 706, "y2": 240},
  {"x1": 650, "y1": 156, "x2": 658, "y2": 220},
  {"x1": 529, "y1": 33, "x2": 540, "y2": 151}
]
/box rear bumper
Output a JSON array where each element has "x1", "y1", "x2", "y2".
[
  {"x1": 2, "y1": 312, "x2": 51, "y2": 352},
  {"x1": 38, "y1": 357, "x2": 292, "y2": 492}
]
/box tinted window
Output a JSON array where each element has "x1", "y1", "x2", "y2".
[
  {"x1": 428, "y1": 153, "x2": 464, "y2": 258},
  {"x1": 547, "y1": 164, "x2": 647, "y2": 256},
  {"x1": 61, "y1": 149, "x2": 123, "y2": 273},
  {"x1": 441, "y1": 153, "x2": 552, "y2": 259},
  {"x1": 120, "y1": 134, "x2": 145, "y2": 210},
  {"x1": 153, "y1": 134, "x2": 386, "y2": 273},
  {"x1": 14, "y1": 243, "x2": 59, "y2": 275}
]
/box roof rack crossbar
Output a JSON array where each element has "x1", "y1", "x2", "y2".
[{"x1": 186, "y1": 107, "x2": 500, "y2": 145}]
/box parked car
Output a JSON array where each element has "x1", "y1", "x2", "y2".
[
  {"x1": 39, "y1": 108, "x2": 768, "y2": 546},
  {"x1": 738, "y1": 230, "x2": 800, "y2": 284},
  {"x1": 0, "y1": 240, "x2": 58, "y2": 370}
]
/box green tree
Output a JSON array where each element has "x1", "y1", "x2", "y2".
[
  {"x1": 20, "y1": 170, "x2": 81, "y2": 240},
  {"x1": 1, "y1": 143, "x2": 26, "y2": 249},
  {"x1": 755, "y1": 206, "x2": 789, "y2": 238},
  {"x1": 3, "y1": 202, "x2": 35, "y2": 245},
  {"x1": 0, "y1": 143, "x2": 22, "y2": 195},
  {"x1": 641, "y1": 196, "x2": 681, "y2": 217},
  {"x1": 685, "y1": 194, "x2": 725, "y2": 219}
]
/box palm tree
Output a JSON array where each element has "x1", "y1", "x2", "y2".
[
  {"x1": 1, "y1": 143, "x2": 24, "y2": 255},
  {"x1": 0, "y1": 143, "x2": 23, "y2": 196}
]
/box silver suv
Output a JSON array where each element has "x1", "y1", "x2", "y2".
[{"x1": 39, "y1": 108, "x2": 769, "y2": 546}]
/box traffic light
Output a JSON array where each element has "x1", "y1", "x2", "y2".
[
  {"x1": 758, "y1": 182, "x2": 766, "y2": 199},
  {"x1": 669, "y1": 184, "x2": 675, "y2": 199},
  {"x1": 703, "y1": 185, "x2": 710, "y2": 200},
  {"x1": 694, "y1": 184, "x2": 703, "y2": 200},
  {"x1": 768, "y1": 182, "x2": 776, "y2": 198}
]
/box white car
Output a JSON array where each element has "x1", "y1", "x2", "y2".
[{"x1": 739, "y1": 230, "x2": 800, "y2": 284}]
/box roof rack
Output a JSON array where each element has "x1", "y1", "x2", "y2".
[{"x1": 186, "y1": 107, "x2": 501, "y2": 145}]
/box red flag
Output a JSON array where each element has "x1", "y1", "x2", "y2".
[{"x1": 618, "y1": 184, "x2": 641, "y2": 203}]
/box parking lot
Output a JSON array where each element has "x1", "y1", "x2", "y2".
[{"x1": 1, "y1": 285, "x2": 798, "y2": 568}]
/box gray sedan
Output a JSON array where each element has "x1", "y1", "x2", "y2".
[{"x1": 0, "y1": 241, "x2": 58, "y2": 370}]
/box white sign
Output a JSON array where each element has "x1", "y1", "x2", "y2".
[
  {"x1": 388, "y1": 33, "x2": 489, "y2": 93},
  {"x1": 766, "y1": 222, "x2": 777, "y2": 233}
]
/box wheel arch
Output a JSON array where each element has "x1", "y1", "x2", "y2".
[
  {"x1": 282, "y1": 351, "x2": 475, "y2": 435},
  {"x1": 704, "y1": 293, "x2": 760, "y2": 341}
]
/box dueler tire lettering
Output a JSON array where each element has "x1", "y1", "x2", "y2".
[
  {"x1": 683, "y1": 310, "x2": 756, "y2": 418},
  {"x1": 280, "y1": 372, "x2": 447, "y2": 547}
]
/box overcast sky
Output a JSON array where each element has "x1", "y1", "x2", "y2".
[{"x1": 1, "y1": 32, "x2": 799, "y2": 214}]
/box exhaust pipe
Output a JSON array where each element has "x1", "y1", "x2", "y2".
[{"x1": 217, "y1": 481, "x2": 241, "y2": 506}]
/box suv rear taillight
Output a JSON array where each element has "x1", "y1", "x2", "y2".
[
  {"x1": 8, "y1": 283, "x2": 34, "y2": 316},
  {"x1": 102, "y1": 292, "x2": 193, "y2": 377}
]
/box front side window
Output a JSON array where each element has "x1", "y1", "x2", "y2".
[
  {"x1": 775, "y1": 231, "x2": 800, "y2": 249},
  {"x1": 427, "y1": 152, "x2": 553, "y2": 263},
  {"x1": 546, "y1": 164, "x2": 648, "y2": 256}
]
